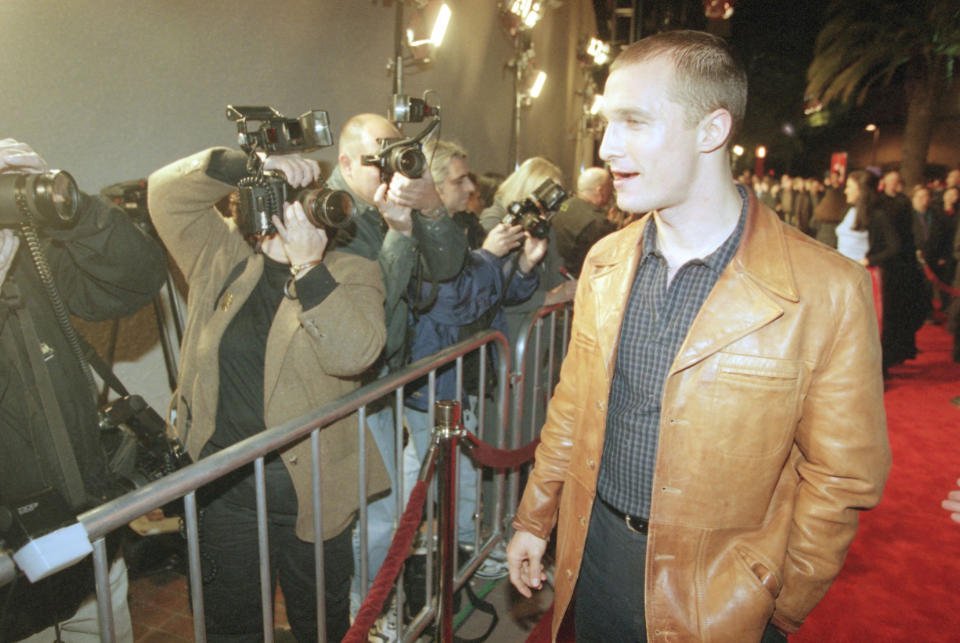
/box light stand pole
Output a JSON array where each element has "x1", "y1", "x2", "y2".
[{"x1": 865, "y1": 123, "x2": 879, "y2": 167}]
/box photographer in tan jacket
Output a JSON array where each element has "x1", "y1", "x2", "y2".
[{"x1": 148, "y1": 146, "x2": 388, "y2": 641}]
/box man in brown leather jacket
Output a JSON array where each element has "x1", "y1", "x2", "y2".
[{"x1": 506, "y1": 31, "x2": 890, "y2": 642}]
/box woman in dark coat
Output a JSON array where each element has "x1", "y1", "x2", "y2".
[{"x1": 845, "y1": 169, "x2": 925, "y2": 373}]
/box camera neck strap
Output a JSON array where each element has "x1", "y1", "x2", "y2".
[{"x1": 3, "y1": 282, "x2": 88, "y2": 508}]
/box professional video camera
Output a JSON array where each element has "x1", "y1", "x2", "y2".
[
  {"x1": 361, "y1": 117, "x2": 440, "y2": 183},
  {"x1": 502, "y1": 178, "x2": 567, "y2": 239},
  {"x1": 0, "y1": 170, "x2": 80, "y2": 229},
  {"x1": 226, "y1": 105, "x2": 355, "y2": 237}
]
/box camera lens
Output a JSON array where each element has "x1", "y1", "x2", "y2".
[
  {"x1": 0, "y1": 170, "x2": 80, "y2": 229},
  {"x1": 299, "y1": 188, "x2": 355, "y2": 230},
  {"x1": 392, "y1": 147, "x2": 426, "y2": 179}
]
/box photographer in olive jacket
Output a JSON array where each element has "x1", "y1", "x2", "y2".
[
  {"x1": 0, "y1": 139, "x2": 165, "y2": 641},
  {"x1": 326, "y1": 113, "x2": 468, "y2": 371},
  {"x1": 324, "y1": 113, "x2": 469, "y2": 608},
  {"x1": 147, "y1": 146, "x2": 389, "y2": 641}
]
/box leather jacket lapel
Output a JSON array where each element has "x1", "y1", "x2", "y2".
[
  {"x1": 671, "y1": 193, "x2": 798, "y2": 374},
  {"x1": 586, "y1": 219, "x2": 646, "y2": 376}
]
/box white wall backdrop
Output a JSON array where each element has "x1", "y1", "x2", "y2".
[{"x1": 1, "y1": 0, "x2": 599, "y2": 409}]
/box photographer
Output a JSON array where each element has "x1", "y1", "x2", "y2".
[
  {"x1": 323, "y1": 114, "x2": 468, "y2": 619},
  {"x1": 147, "y1": 145, "x2": 388, "y2": 642},
  {"x1": 479, "y1": 157, "x2": 576, "y2": 340},
  {"x1": 401, "y1": 140, "x2": 546, "y2": 585},
  {"x1": 0, "y1": 139, "x2": 165, "y2": 641}
]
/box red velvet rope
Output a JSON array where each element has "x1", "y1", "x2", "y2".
[
  {"x1": 344, "y1": 480, "x2": 429, "y2": 643},
  {"x1": 342, "y1": 433, "x2": 542, "y2": 640},
  {"x1": 921, "y1": 262, "x2": 960, "y2": 298},
  {"x1": 466, "y1": 436, "x2": 540, "y2": 470}
]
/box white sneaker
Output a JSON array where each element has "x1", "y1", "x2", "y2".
[
  {"x1": 473, "y1": 541, "x2": 509, "y2": 579},
  {"x1": 473, "y1": 556, "x2": 509, "y2": 579}
]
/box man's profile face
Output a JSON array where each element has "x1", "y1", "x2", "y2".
[
  {"x1": 437, "y1": 156, "x2": 475, "y2": 213},
  {"x1": 342, "y1": 122, "x2": 399, "y2": 206},
  {"x1": 598, "y1": 56, "x2": 700, "y2": 215}
]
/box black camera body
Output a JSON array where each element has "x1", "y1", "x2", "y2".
[
  {"x1": 0, "y1": 170, "x2": 80, "y2": 230},
  {"x1": 502, "y1": 178, "x2": 568, "y2": 239},
  {"x1": 361, "y1": 117, "x2": 440, "y2": 184},
  {"x1": 100, "y1": 394, "x2": 192, "y2": 492},
  {"x1": 237, "y1": 170, "x2": 355, "y2": 237},
  {"x1": 362, "y1": 137, "x2": 427, "y2": 184},
  {"x1": 226, "y1": 104, "x2": 354, "y2": 238}
]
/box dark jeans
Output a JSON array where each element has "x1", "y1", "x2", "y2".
[
  {"x1": 574, "y1": 497, "x2": 647, "y2": 642},
  {"x1": 196, "y1": 487, "x2": 353, "y2": 642},
  {"x1": 573, "y1": 498, "x2": 787, "y2": 642}
]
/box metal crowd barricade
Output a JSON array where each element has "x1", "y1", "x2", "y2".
[
  {"x1": 0, "y1": 300, "x2": 575, "y2": 643},
  {"x1": 0, "y1": 328, "x2": 513, "y2": 643}
]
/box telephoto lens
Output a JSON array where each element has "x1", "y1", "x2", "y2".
[
  {"x1": 0, "y1": 170, "x2": 80, "y2": 228},
  {"x1": 298, "y1": 188, "x2": 355, "y2": 230}
]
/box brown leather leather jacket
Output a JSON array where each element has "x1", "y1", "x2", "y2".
[{"x1": 514, "y1": 192, "x2": 890, "y2": 641}]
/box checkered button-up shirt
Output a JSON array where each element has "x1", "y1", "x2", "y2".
[{"x1": 597, "y1": 188, "x2": 747, "y2": 518}]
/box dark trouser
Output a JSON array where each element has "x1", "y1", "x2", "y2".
[
  {"x1": 196, "y1": 488, "x2": 353, "y2": 642},
  {"x1": 573, "y1": 498, "x2": 787, "y2": 642},
  {"x1": 575, "y1": 497, "x2": 647, "y2": 642}
]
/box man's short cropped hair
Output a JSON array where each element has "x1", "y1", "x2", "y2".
[
  {"x1": 423, "y1": 139, "x2": 468, "y2": 186},
  {"x1": 611, "y1": 29, "x2": 748, "y2": 140}
]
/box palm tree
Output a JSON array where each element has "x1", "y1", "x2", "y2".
[{"x1": 806, "y1": 0, "x2": 960, "y2": 188}]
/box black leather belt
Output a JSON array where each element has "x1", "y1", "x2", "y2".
[{"x1": 600, "y1": 497, "x2": 649, "y2": 535}]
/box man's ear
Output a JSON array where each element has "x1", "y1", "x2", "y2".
[
  {"x1": 339, "y1": 152, "x2": 353, "y2": 181},
  {"x1": 697, "y1": 108, "x2": 733, "y2": 154}
]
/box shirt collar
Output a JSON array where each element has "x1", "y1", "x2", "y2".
[{"x1": 639, "y1": 185, "x2": 748, "y2": 274}]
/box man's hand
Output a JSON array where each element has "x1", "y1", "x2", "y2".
[
  {"x1": 518, "y1": 233, "x2": 548, "y2": 273},
  {"x1": 507, "y1": 529, "x2": 549, "y2": 598},
  {"x1": 482, "y1": 222, "x2": 524, "y2": 258},
  {"x1": 386, "y1": 166, "x2": 443, "y2": 212},
  {"x1": 262, "y1": 154, "x2": 320, "y2": 188},
  {"x1": 943, "y1": 478, "x2": 960, "y2": 524},
  {"x1": 373, "y1": 183, "x2": 414, "y2": 236},
  {"x1": 270, "y1": 201, "x2": 327, "y2": 273},
  {"x1": 0, "y1": 139, "x2": 47, "y2": 174},
  {"x1": 0, "y1": 229, "x2": 20, "y2": 289},
  {"x1": 544, "y1": 279, "x2": 578, "y2": 306}
]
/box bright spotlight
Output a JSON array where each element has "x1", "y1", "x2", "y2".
[
  {"x1": 587, "y1": 38, "x2": 611, "y2": 65},
  {"x1": 510, "y1": 0, "x2": 543, "y2": 28},
  {"x1": 431, "y1": 4, "x2": 451, "y2": 46},
  {"x1": 529, "y1": 71, "x2": 547, "y2": 98},
  {"x1": 590, "y1": 94, "x2": 603, "y2": 115}
]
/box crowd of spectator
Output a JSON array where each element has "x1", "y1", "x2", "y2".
[{"x1": 739, "y1": 166, "x2": 960, "y2": 373}]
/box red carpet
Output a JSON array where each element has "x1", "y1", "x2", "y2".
[{"x1": 528, "y1": 324, "x2": 960, "y2": 642}]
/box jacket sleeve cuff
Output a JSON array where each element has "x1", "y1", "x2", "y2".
[
  {"x1": 296, "y1": 263, "x2": 338, "y2": 310},
  {"x1": 205, "y1": 148, "x2": 251, "y2": 186},
  {"x1": 511, "y1": 517, "x2": 553, "y2": 542}
]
